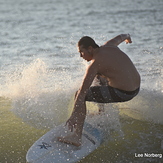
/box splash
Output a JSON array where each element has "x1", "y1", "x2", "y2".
[
  {"x1": 1, "y1": 59, "x2": 47, "y2": 98},
  {"x1": 1, "y1": 59, "x2": 79, "y2": 128}
]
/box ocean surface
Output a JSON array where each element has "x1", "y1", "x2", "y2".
[{"x1": 0, "y1": 0, "x2": 163, "y2": 162}]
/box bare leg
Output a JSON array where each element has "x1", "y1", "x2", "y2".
[
  {"x1": 96, "y1": 75, "x2": 108, "y2": 113},
  {"x1": 58, "y1": 75, "x2": 108, "y2": 146}
]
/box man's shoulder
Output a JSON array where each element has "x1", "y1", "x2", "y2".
[{"x1": 97, "y1": 46, "x2": 118, "y2": 56}]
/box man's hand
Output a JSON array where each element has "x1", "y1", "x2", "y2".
[{"x1": 125, "y1": 34, "x2": 132, "y2": 44}]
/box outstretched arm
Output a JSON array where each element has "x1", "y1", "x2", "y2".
[
  {"x1": 104, "y1": 34, "x2": 132, "y2": 47},
  {"x1": 66, "y1": 61, "x2": 97, "y2": 131}
]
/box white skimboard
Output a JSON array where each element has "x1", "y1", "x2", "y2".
[{"x1": 26, "y1": 122, "x2": 102, "y2": 163}]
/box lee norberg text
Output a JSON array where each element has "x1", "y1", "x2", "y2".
[{"x1": 135, "y1": 153, "x2": 162, "y2": 159}]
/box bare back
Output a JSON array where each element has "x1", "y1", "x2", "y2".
[{"x1": 94, "y1": 46, "x2": 140, "y2": 91}]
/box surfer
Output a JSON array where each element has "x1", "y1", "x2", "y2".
[{"x1": 58, "y1": 34, "x2": 141, "y2": 146}]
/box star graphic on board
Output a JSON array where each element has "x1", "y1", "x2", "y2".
[{"x1": 38, "y1": 142, "x2": 52, "y2": 150}]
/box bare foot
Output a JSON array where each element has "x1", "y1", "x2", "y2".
[{"x1": 58, "y1": 133, "x2": 82, "y2": 147}]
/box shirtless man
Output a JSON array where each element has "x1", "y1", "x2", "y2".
[{"x1": 58, "y1": 34, "x2": 141, "y2": 146}]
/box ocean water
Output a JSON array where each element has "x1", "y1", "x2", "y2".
[{"x1": 0, "y1": 0, "x2": 163, "y2": 162}]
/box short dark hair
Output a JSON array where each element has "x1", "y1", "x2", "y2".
[{"x1": 78, "y1": 36, "x2": 99, "y2": 49}]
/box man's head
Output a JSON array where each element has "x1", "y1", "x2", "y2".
[
  {"x1": 78, "y1": 36, "x2": 99, "y2": 49},
  {"x1": 78, "y1": 36, "x2": 99, "y2": 61}
]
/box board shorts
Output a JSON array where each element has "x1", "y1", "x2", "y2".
[
  {"x1": 85, "y1": 85, "x2": 139, "y2": 103},
  {"x1": 85, "y1": 76, "x2": 139, "y2": 103}
]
